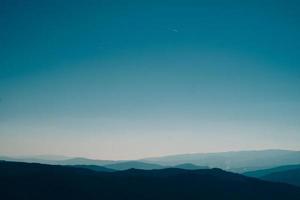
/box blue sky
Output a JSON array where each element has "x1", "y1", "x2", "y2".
[{"x1": 0, "y1": 0, "x2": 300, "y2": 159}]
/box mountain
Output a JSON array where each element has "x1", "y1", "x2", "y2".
[
  {"x1": 244, "y1": 164, "x2": 300, "y2": 177},
  {"x1": 244, "y1": 164, "x2": 300, "y2": 187},
  {"x1": 0, "y1": 156, "x2": 117, "y2": 166},
  {"x1": 0, "y1": 156, "x2": 165, "y2": 170},
  {"x1": 173, "y1": 163, "x2": 208, "y2": 170},
  {"x1": 0, "y1": 156, "x2": 60, "y2": 165},
  {"x1": 56, "y1": 157, "x2": 117, "y2": 166},
  {"x1": 0, "y1": 156, "x2": 18, "y2": 162},
  {"x1": 71, "y1": 165, "x2": 115, "y2": 172},
  {"x1": 259, "y1": 168, "x2": 300, "y2": 187},
  {"x1": 142, "y1": 149, "x2": 300, "y2": 172},
  {"x1": 1, "y1": 160, "x2": 300, "y2": 200},
  {"x1": 2, "y1": 149, "x2": 300, "y2": 173},
  {"x1": 104, "y1": 161, "x2": 165, "y2": 170}
]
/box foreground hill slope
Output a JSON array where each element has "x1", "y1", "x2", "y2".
[{"x1": 1, "y1": 161, "x2": 300, "y2": 200}]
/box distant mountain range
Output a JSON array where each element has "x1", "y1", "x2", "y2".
[
  {"x1": 56, "y1": 157, "x2": 116, "y2": 166},
  {"x1": 104, "y1": 161, "x2": 165, "y2": 170},
  {"x1": 0, "y1": 156, "x2": 117, "y2": 166},
  {"x1": 1, "y1": 149, "x2": 300, "y2": 172},
  {"x1": 1, "y1": 160, "x2": 300, "y2": 200},
  {"x1": 244, "y1": 164, "x2": 300, "y2": 177},
  {"x1": 142, "y1": 149, "x2": 300, "y2": 172},
  {"x1": 261, "y1": 168, "x2": 300, "y2": 187},
  {"x1": 72, "y1": 162, "x2": 207, "y2": 171},
  {"x1": 244, "y1": 164, "x2": 300, "y2": 187},
  {"x1": 173, "y1": 163, "x2": 208, "y2": 170},
  {"x1": 70, "y1": 165, "x2": 116, "y2": 172}
]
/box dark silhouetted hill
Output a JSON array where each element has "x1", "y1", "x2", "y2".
[{"x1": 1, "y1": 160, "x2": 300, "y2": 200}]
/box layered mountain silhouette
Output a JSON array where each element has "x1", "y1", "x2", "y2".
[
  {"x1": 56, "y1": 157, "x2": 116, "y2": 166},
  {"x1": 142, "y1": 149, "x2": 300, "y2": 172},
  {"x1": 0, "y1": 156, "x2": 166, "y2": 170},
  {"x1": 71, "y1": 165, "x2": 116, "y2": 172},
  {"x1": 261, "y1": 168, "x2": 300, "y2": 187},
  {"x1": 104, "y1": 161, "x2": 165, "y2": 170},
  {"x1": 1, "y1": 160, "x2": 300, "y2": 200},
  {"x1": 0, "y1": 155, "x2": 61, "y2": 165},
  {"x1": 1, "y1": 149, "x2": 300, "y2": 172},
  {"x1": 0, "y1": 156, "x2": 117, "y2": 166},
  {"x1": 244, "y1": 164, "x2": 300, "y2": 177},
  {"x1": 245, "y1": 164, "x2": 300, "y2": 187},
  {"x1": 173, "y1": 163, "x2": 208, "y2": 170}
]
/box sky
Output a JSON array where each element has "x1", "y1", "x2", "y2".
[{"x1": 0, "y1": 0, "x2": 300, "y2": 160}]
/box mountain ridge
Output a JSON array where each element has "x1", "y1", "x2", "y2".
[
  {"x1": 1, "y1": 149, "x2": 300, "y2": 172},
  {"x1": 142, "y1": 149, "x2": 300, "y2": 172},
  {"x1": 1, "y1": 160, "x2": 300, "y2": 200}
]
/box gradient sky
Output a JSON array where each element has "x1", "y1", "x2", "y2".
[{"x1": 0, "y1": 0, "x2": 300, "y2": 160}]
